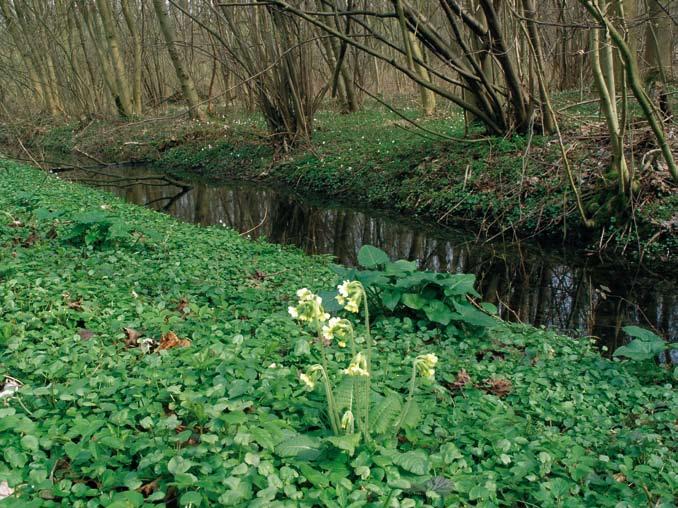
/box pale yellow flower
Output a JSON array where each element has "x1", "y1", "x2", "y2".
[
  {"x1": 321, "y1": 317, "x2": 352, "y2": 346},
  {"x1": 415, "y1": 353, "x2": 439, "y2": 379},
  {"x1": 336, "y1": 280, "x2": 363, "y2": 313},
  {"x1": 343, "y1": 352, "x2": 370, "y2": 377},
  {"x1": 299, "y1": 373, "x2": 315, "y2": 390},
  {"x1": 289, "y1": 289, "x2": 329, "y2": 324},
  {"x1": 341, "y1": 410, "x2": 355, "y2": 431}
]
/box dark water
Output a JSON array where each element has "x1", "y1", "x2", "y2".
[{"x1": 63, "y1": 166, "x2": 677, "y2": 353}]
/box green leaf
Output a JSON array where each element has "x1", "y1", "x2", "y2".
[
  {"x1": 251, "y1": 426, "x2": 277, "y2": 451},
  {"x1": 423, "y1": 300, "x2": 454, "y2": 325},
  {"x1": 402, "y1": 293, "x2": 427, "y2": 310},
  {"x1": 297, "y1": 463, "x2": 330, "y2": 488},
  {"x1": 72, "y1": 210, "x2": 109, "y2": 224},
  {"x1": 180, "y1": 491, "x2": 203, "y2": 506},
  {"x1": 107, "y1": 491, "x2": 144, "y2": 508},
  {"x1": 168, "y1": 456, "x2": 193, "y2": 475},
  {"x1": 613, "y1": 336, "x2": 666, "y2": 361},
  {"x1": 394, "y1": 450, "x2": 431, "y2": 475},
  {"x1": 333, "y1": 377, "x2": 355, "y2": 412},
  {"x1": 357, "y1": 245, "x2": 389, "y2": 268},
  {"x1": 443, "y1": 273, "x2": 480, "y2": 297},
  {"x1": 275, "y1": 434, "x2": 322, "y2": 460},
  {"x1": 355, "y1": 270, "x2": 389, "y2": 286},
  {"x1": 318, "y1": 290, "x2": 342, "y2": 313},
  {"x1": 384, "y1": 259, "x2": 417, "y2": 274},
  {"x1": 401, "y1": 400, "x2": 421, "y2": 429},
  {"x1": 622, "y1": 326, "x2": 662, "y2": 342},
  {"x1": 108, "y1": 221, "x2": 130, "y2": 240},
  {"x1": 453, "y1": 301, "x2": 498, "y2": 328},
  {"x1": 371, "y1": 393, "x2": 402, "y2": 435},
  {"x1": 380, "y1": 289, "x2": 401, "y2": 311},
  {"x1": 20, "y1": 435, "x2": 39, "y2": 452},
  {"x1": 326, "y1": 433, "x2": 361, "y2": 457}
]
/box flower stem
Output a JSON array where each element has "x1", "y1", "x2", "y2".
[
  {"x1": 395, "y1": 362, "x2": 418, "y2": 433},
  {"x1": 361, "y1": 286, "x2": 371, "y2": 442},
  {"x1": 316, "y1": 322, "x2": 340, "y2": 434},
  {"x1": 319, "y1": 351, "x2": 340, "y2": 434}
]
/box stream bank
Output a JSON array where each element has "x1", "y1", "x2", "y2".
[
  {"x1": 60, "y1": 165, "x2": 677, "y2": 351},
  {"x1": 0, "y1": 159, "x2": 676, "y2": 506},
  {"x1": 3, "y1": 108, "x2": 676, "y2": 264}
]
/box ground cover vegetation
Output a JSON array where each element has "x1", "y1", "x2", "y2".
[
  {"x1": 0, "y1": 1, "x2": 676, "y2": 263},
  {"x1": 1, "y1": 160, "x2": 676, "y2": 506},
  {"x1": 5, "y1": 100, "x2": 677, "y2": 264}
]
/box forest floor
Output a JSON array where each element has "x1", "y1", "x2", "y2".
[
  {"x1": 0, "y1": 160, "x2": 676, "y2": 506},
  {"x1": 1, "y1": 96, "x2": 676, "y2": 264}
]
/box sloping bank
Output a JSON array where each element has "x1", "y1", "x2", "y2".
[
  {"x1": 0, "y1": 159, "x2": 676, "y2": 506},
  {"x1": 8, "y1": 111, "x2": 677, "y2": 263}
]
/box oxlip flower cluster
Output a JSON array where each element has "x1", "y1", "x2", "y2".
[
  {"x1": 299, "y1": 364, "x2": 324, "y2": 390},
  {"x1": 322, "y1": 317, "x2": 353, "y2": 347},
  {"x1": 415, "y1": 353, "x2": 438, "y2": 380},
  {"x1": 336, "y1": 280, "x2": 364, "y2": 313},
  {"x1": 288, "y1": 288, "x2": 330, "y2": 324},
  {"x1": 343, "y1": 352, "x2": 370, "y2": 377}
]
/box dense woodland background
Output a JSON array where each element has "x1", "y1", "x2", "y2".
[{"x1": 0, "y1": 1, "x2": 676, "y2": 215}]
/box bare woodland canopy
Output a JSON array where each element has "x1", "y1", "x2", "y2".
[{"x1": 0, "y1": 1, "x2": 675, "y2": 192}]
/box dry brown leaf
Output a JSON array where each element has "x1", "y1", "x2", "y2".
[
  {"x1": 65, "y1": 297, "x2": 84, "y2": 311},
  {"x1": 22, "y1": 232, "x2": 39, "y2": 247},
  {"x1": 78, "y1": 328, "x2": 94, "y2": 341},
  {"x1": 453, "y1": 369, "x2": 471, "y2": 389},
  {"x1": 176, "y1": 297, "x2": 190, "y2": 315},
  {"x1": 139, "y1": 479, "x2": 159, "y2": 497},
  {"x1": 124, "y1": 327, "x2": 143, "y2": 348},
  {"x1": 484, "y1": 378, "x2": 512, "y2": 397},
  {"x1": 157, "y1": 331, "x2": 191, "y2": 350}
]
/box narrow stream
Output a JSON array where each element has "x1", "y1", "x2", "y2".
[{"x1": 63, "y1": 166, "x2": 676, "y2": 353}]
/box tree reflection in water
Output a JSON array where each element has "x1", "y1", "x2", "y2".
[{"x1": 66, "y1": 167, "x2": 676, "y2": 353}]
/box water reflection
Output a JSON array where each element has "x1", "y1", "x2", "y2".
[{"x1": 65, "y1": 167, "x2": 677, "y2": 352}]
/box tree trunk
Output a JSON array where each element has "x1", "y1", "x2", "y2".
[
  {"x1": 121, "y1": 0, "x2": 143, "y2": 115},
  {"x1": 521, "y1": 0, "x2": 554, "y2": 133},
  {"x1": 79, "y1": 1, "x2": 121, "y2": 116},
  {"x1": 0, "y1": 0, "x2": 50, "y2": 114},
  {"x1": 408, "y1": 32, "x2": 436, "y2": 116},
  {"x1": 95, "y1": 0, "x2": 134, "y2": 117},
  {"x1": 152, "y1": 0, "x2": 205, "y2": 120},
  {"x1": 644, "y1": 0, "x2": 672, "y2": 118},
  {"x1": 590, "y1": 14, "x2": 630, "y2": 194}
]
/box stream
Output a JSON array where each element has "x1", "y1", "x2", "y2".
[{"x1": 63, "y1": 166, "x2": 676, "y2": 354}]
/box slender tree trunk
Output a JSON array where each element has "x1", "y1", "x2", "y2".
[
  {"x1": 121, "y1": 0, "x2": 143, "y2": 115},
  {"x1": 95, "y1": 0, "x2": 134, "y2": 117},
  {"x1": 152, "y1": 0, "x2": 205, "y2": 120},
  {"x1": 408, "y1": 32, "x2": 436, "y2": 116},
  {"x1": 521, "y1": 0, "x2": 554, "y2": 133},
  {"x1": 590, "y1": 15, "x2": 630, "y2": 194},
  {"x1": 582, "y1": 0, "x2": 678, "y2": 183},
  {"x1": 79, "y1": 1, "x2": 120, "y2": 115},
  {"x1": 0, "y1": 0, "x2": 49, "y2": 113},
  {"x1": 644, "y1": 0, "x2": 672, "y2": 118}
]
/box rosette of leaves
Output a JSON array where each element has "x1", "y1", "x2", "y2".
[{"x1": 329, "y1": 245, "x2": 498, "y2": 336}]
